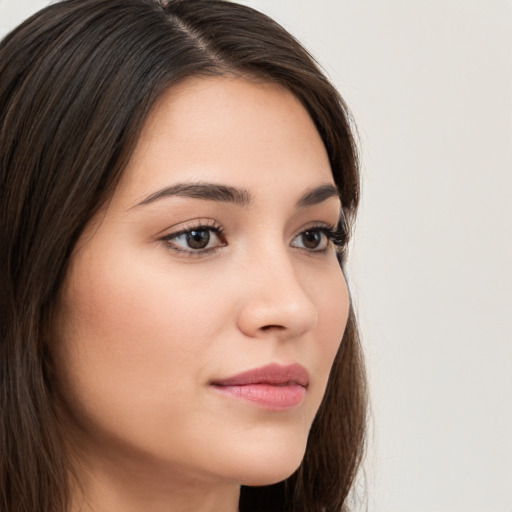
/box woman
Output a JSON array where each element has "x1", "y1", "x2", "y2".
[{"x1": 0, "y1": 0, "x2": 367, "y2": 511}]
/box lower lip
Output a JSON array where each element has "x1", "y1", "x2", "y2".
[{"x1": 212, "y1": 384, "x2": 306, "y2": 411}]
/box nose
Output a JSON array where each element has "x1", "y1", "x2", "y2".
[{"x1": 236, "y1": 251, "x2": 319, "y2": 340}]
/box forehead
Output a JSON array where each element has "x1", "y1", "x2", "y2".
[{"x1": 116, "y1": 75, "x2": 333, "y2": 205}]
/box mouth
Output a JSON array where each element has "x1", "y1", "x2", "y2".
[{"x1": 210, "y1": 363, "x2": 309, "y2": 411}]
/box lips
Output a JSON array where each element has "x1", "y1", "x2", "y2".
[{"x1": 210, "y1": 363, "x2": 309, "y2": 411}]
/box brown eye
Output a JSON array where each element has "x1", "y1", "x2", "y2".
[
  {"x1": 301, "y1": 230, "x2": 322, "y2": 249},
  {"x1": 291, "y1": 229, "x2": 330, "y2": 251},
  {"x1": 186, "y1": 230, "x2": 210, "y2": 249},
  {"x1": 162, "y1": 225, "x2": 226, "y2": 255}
]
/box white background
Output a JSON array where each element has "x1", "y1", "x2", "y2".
[{"x1": 1, "y1": 1, "x2": 511, "y2": 511}]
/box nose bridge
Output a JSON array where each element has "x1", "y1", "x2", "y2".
[{"x1": 236, "y1": 242, "x2": 318, "y2": 338}]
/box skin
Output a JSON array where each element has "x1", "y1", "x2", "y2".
[{"x1": 52, "y1": 76, "x2": 350, "y2": 512}]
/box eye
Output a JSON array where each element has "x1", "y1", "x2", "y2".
[
  {"x1": 291, "y1": 224, "x2": 348, "y2": 253},
  {"x1": 161, "y1": 224, "x2": 226, "y2": 255},
  {"x1": 291, "y1": 228, "x2": 331, "y2": 252}
]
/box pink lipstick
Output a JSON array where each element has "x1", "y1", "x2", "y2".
[{"x1": 211, "y1": 363, "x2": 308, "y2": 411}]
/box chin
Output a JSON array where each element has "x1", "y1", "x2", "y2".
[{"x1": 232, "y1": 441, "x2": 307, "y2": 487}]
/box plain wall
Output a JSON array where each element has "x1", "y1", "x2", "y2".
[{"x1": 1, "y1": 1, "x2": 511, "y2": 511}]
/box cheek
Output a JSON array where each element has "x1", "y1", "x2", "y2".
[
  {"x1": 51, "y1": 245, "x2": 227, "y2": 433},
  {"x1": 307, "y1": 267, "x2": 350, "y2": 396},
  {"x1": 60, "y1": 244, "x2": 222, "y2": 347}
]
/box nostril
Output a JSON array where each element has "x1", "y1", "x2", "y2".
[{"x1": 260, "y1": 325, "x2": 285, "y2": 332}]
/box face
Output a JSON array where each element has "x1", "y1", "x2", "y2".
[{"x1": 52, "y1": 76, "x2": 349, "y2": 490}]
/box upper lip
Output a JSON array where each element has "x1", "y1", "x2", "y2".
[{"x1": 211, "y1": 363, "x2": 309, "y2": 387}]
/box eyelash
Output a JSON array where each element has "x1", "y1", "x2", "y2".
[{"x1": 160, "y1": 221, "x2": 348, "y2": 258}]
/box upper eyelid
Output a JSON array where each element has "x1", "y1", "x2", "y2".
[
  {"x1": 164, "y1": 225, "x2": 221, "y2": 238},
  {"x1": 158, "y1": 219, "x2": 221, "y2": 238},
  {"x1": 295, "y1": 221, "x2": 336, "y2": 231},
  {"x1": 290, "y1": 222, "x2": 337, "y2": 240}
]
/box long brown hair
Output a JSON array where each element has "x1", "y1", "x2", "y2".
[{"x1": 0, "y1": 1, "x2": 367, "y2": 510}]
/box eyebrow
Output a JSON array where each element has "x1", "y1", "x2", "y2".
[
  {"x1": 296, "y1": 184, "x2": 341, "y2": 208},
  {"x1": 134, "y1": 182, "x2": 340, "y2": 208},
  {"x1": 135, "y1": 182, "x2": 251, "y2": 207}
]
